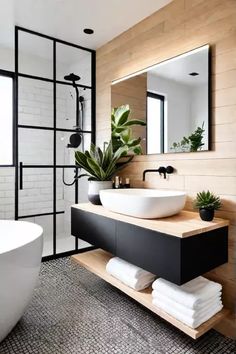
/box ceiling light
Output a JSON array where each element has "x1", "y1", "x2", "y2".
[
  {"x1": 189, "y1": 72, "x2": 199, "y2": 76},
  {"x1": 83, "y1": 28, "x2": 94, "y2": 34}
]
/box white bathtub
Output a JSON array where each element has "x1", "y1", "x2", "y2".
[{"x1": 0, "y1": 220, "x2": 43, "y2": 342}]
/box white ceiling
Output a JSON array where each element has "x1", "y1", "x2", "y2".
[{"x1": 0, "y1": 0, "x2": 172, "y2": 51}]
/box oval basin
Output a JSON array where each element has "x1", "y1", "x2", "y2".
[{"x1": 99, "y1": 188, "x2": 186, "y2": 219}]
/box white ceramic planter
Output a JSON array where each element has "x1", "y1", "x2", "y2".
[{"x1": 88, "y1": 180, "x2": 113, "y2": 205}]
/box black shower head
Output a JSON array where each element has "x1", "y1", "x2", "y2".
[{"x1": 64, "y1": 73, "x2": 81, "y2": 82}]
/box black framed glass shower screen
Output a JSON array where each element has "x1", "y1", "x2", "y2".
[{"x1": 15, "y1": 26, "x2": 96, "y2": 259}]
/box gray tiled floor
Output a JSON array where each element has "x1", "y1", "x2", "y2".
[{"x1": 0, "y1": 258, "x2": 235, "y2": 354}]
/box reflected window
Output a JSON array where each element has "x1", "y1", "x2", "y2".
[
  {"x1": 147, "y1": 92, "x2": 164, "y2": 154},
  {"x1": 0, "y1": 71, "x2": 14, "y2": 166}
]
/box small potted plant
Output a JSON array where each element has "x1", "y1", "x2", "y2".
[{"x1": 194, "y1": 190, "x2": 222, "y2": 221}]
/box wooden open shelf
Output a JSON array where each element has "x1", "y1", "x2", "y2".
[{"x1": 71, "y1": 249, "x2": 229, "y2": 339}]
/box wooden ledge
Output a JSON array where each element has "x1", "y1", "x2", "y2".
[
  {"x1": 72, "y1": 203, "x2": 229, "y2": 238},
  {"x1": 71, "y1": 249, "x2": 229, "y2": 339}
]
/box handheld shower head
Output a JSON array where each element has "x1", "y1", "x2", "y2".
[{"x1": 67, "y1": 133, "x2": 82, "y2": 148}]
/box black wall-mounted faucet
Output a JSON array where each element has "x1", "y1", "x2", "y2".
[{"x1": 142, "y1": 166, "x2": 174, "y2": 181}]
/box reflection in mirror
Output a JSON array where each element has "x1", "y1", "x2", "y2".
[{"x1": 111, "y1": 45, "x2": 210, "y2": 154}]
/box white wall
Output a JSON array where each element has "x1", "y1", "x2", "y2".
[{"x1": 147, "y1": 73, "x2": 191, "y2": 152}]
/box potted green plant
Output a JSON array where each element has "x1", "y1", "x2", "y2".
[
  {"x1": 194, "y1": 190, "x2": 222, "y2": 221},
  {"x1": 75, "y1": 140, "x2": 131, "y2": 205}
]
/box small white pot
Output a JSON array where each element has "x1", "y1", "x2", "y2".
[{"x1": 88, "y1": 180, "x2": 113, "y2": 205}]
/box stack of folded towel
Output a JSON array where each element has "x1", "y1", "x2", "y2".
[
  {"x1": 106, "y1": 257, "x2": 156, "y2": 291},
  {"x1": 152, "y1": 276, "x2": 223, "y2": 328}
]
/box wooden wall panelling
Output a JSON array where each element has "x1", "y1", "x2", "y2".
[{"x1": 96, "y1": 0, "x2": 236, "y2": 338}]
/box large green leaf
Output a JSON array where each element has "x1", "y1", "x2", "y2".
[
  {"x1": 123, "y1": 119, "x2": 146, "y2": 127},
  {"x1": 112, "y1": 126, "x2": 127, "y2": 135},
  {"x1": 87, "y1": 157, "x2": 103, "y2": 180},
  {"x1": 113, "y1": 105, "x2": 130, "y2": 125},
  {"x1": 116, "y1": 109, "x2": 130, "y2": 126},
  {"x1": 120, "y1": 129, "x2": 131, "y2": 144}
]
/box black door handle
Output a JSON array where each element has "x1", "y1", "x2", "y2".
[{"x1": 19, "y1": 162, "x2": 23, "y2": 190}]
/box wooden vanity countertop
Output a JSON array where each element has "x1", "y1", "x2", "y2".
[{"x1": 72, "y1": 203, "x2": 229, "y2": 238}]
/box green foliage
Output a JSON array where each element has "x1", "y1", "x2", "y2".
[
  {"x1": 171, "y1": 122, "x2": 205, "y2": 152},
  {"x1": 75, "y1": 140, "x2": 132, "y2": 181},
  {"x1": 111, "y1": 104, "x2": 146, "y2": 154},
  {"x1": 194, "y1": 190, "x2": 222, "y2": 211}
]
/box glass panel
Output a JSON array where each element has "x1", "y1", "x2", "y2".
[
  {"x1": 18, "y1": 168, "x2": 53, "y2": 217},
  {"x1": 0, "y1": 167, "x2": 15, "y2": 220},
  {"x1": 0, "y1": 75, "x2": 13, "y2": 165},
  {"x1": 19, "y1": 128, "x2": 53, "y2": 165},
  {"x1": 17, "y1": 216, "x2": 53, "y2": 257},
  {"x1": 18, "y1": 77, "x2": 53, "y2": 127},
  {"x1": 56, "y1": 168, "x2": 90, "y2": 253},
  {"x1": 56, "y1": 169, "x2": 74, "y2": 253},
  {"x1": 56, "y1": 83, "x2": 91, "y2": 131},
  {"x1": 56, "y1": 132, "x2": 91, "y2": 165},
  {"x1": 56, "y1": 212, "x2": 75, "y2": 254},
  {"x1": 18, "y1": 31, "x2": 53, "y2": 79},
  {"x1": 56, "y1": 43, "x2": 91, "y2": 87}
]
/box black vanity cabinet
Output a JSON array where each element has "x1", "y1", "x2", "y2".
[
  {"x1": 71, "y1": 208, "x2": 116, "y2": 254},
  {"x1": 71, "y1": 204, "x2": 228, "y2": 285}
]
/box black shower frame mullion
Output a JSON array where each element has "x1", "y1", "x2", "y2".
[
  {"x1": 15, "y1": 26, "x2": 96, "y2": 260},
  {"x1": 18, "y1": 72, "x2": 92, "y2": 90},
  {"x1": 18, "y1": 124, "x2": 93, "y2": 133},
  {"x1": 53, "y1": 39, "x2": 56, "y2": 256}
]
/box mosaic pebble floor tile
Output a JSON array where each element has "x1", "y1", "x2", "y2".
[{"x1": 0, "y1": 257, "x2": 235, "y2": 354}]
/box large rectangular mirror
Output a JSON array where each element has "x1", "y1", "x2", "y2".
[{"x1": 111, "y1": 45, "x2": 210, "y2": 154}]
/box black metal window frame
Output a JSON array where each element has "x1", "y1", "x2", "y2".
[
  {"x1": 14, "y1": 26, "x2": 96, "y2": 259},
  {"x1": 146, "y1": 91, "x2": 165, "y2": 154},
  {"x1": 0, "y1": 69, "x2": 16, "y2": 167}
]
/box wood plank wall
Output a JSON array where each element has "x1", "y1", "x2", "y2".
[{"x1": 96, "y1": 0, "x2": 236, "y2": 338}]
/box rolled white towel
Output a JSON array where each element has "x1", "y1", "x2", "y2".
[
  {"x1": 106, "y1": 258, "x2": 155, "y2": 290},
  {"x1": 152, "y1": 276, "x2": 222, "y2": 309},
  {"x1": 106, "y1": 257, "x2": 155, "y2": 279},
  {"x1": 152, "y1": 290, "x2": 222, "y2": 318},
  {"x1": 152, "y1": 297, "x2": 223, "y2": 329}
]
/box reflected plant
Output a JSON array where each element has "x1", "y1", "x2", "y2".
[
  {"x1": 111, "y1": 104, "x2": 146, "y2": 154},
  {"x1": 171, "y1": 122, "x2": 205, "y2": 152}
]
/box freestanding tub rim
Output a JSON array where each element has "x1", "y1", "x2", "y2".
[{"x1": 0, "y1": 220, "x2": 43, "y2": 255}]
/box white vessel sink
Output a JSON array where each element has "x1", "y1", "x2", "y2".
[{"x1": 99, "y1": 188, "x2": 186, "y2": 219}]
